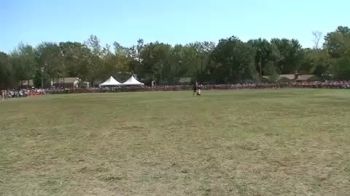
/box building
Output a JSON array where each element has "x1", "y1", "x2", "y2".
[
  {"x1": 263, "y1": 74, "x2": 317, "y2": 82},
  {"x1": 51, "y1": 77, "x2": 80, "y2": 88},
  {"x1": 19, "y1": 80, "x2": 34, "y2": 88}
]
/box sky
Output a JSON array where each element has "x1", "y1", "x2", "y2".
[{"x1": 1, "y1": 0, "x2": 349, "y2": 52}]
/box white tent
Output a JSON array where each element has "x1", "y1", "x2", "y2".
[
  {"x1": 99, "y1": 76, "x2": 121, "y2": 87},
  {"x1": 122, "y1": 75, "x2": 144, "y2": 86}
]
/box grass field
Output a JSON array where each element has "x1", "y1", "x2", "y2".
[{"x1": 1, "y1": 89, "x2": 350, "y2": 195}]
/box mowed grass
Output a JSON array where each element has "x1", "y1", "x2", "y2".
[{"x1": 1, "y1": 89, "x2": 350, "y2": 195}]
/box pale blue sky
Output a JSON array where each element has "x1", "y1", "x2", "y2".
[{"x1": 1, "y1": 0, "x2": 349, "y2": 52}]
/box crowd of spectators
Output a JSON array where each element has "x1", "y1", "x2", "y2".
[
  {"x1": 1, "y1": 81, "x2": 350, "y2": 100},
  {"x1": 203, "y1": 81, "x2": 350, "y2": 90},
  {"x1": 290, "y1": 81, "x2": 350, "y2": 89},
  {"x1": 45, "y1": 81, "x2": 350, "y2": 94},
  {"x1": 1, "y1": 89, "x2": 45, "y2": 100}
]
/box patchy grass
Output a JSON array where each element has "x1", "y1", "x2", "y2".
[{"x1": 1, "y1": 89, "x2": 350, "y2": 195}]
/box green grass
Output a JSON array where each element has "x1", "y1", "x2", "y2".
[{"x1": 1, "y1": 89, "x2": 350, "y2": 195}]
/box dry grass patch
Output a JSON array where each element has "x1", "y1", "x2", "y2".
[{"x1": 1, "y1": 89, "x2": 350, "y2": 195}]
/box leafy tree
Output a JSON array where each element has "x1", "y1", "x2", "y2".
[
  {"x1": 59, "y1": 42, "x2": 87, "y2": 78},
  {"x1": 36, "y1": 42, "x2": 65, "y2": 87},
  {"x1": 324, "y1": 26, "x2": 350, "y2": 58},
  {"x1": 312, "y1": 31, "x2": 323, "y2": 50},
  {"x1": 270, "y1": 38, "x2": 304, "y2": 74},
  {"x1": 300, "y1": 48, "x2": 332, "y2": 80},
  {"x1": 188, "y1": 42, "x2": 216, "y2": 81},
  {"x1": 10, "y1": 44, "x2": 38, "y2": 86},
  {"x1": 324, "y1": 26, "x2": 350, "y2": 79},
  {"x1": 0, "y1": 52, "x2": 14, "y2": 89},
  {"x1": 2, "y1": 26, "x2": 350, "y2": 88},
  {"x1": 85, "y1": 35, "x2": 102, "y2": 56},
  {"x1": 248, "y1": 38, "x2": 273, "y2": 79},
  {"x1": 263, "y1": 61, "x2": 279, "y2": 82},
  {"x1": 84, "y1": 35, "x2": 104, "y2": 85},
  {"x1": 139, "y1": 42, "x2": 172, "y2": 84},
  {"x1": 210, "y1": 36, "x2": 256, "y2": 83},
  {"x1": 300, "y1": 48, "x2": 318, "y2": 74},
  {"x1": 176, "y1": 45, "x2": 200, "y2": 81},
  {"x1": 332, "y1": 57, "x2": 350, "y2": 80}
]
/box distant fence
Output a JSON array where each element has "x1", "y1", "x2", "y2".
[
  {"x1": 45, "y1": 81, "x2": 350, "y2": 94},
  {"x1": 2, "y1": 81, "x2": 349, "y2": 99}
]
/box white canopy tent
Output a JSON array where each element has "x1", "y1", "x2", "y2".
[
  {"x1": 122, "y1": 75, "x2": 144, "y2": 86},
  {"x1": 99, "y1": 76, "x2": 121, "y2": 87}
]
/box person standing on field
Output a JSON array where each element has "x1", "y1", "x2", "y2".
[
  {"x1": 1, "y1": 90, "x2": 4, "y2": 101},
  {"x1": 193, "y1": 81, "x2": 198, "y2": 96},
  {"x1": 197, "y1": 83, "x2": 201, "y2": 96}
]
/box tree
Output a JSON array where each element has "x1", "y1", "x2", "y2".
[
  {"x1": 332, "y1": 57, "x2": 350, "y2": 80},
  {"x1": 83, "y1": 35, "x2": 104, "y2": 85},
  {"x1": 59, "y1": 42, "x2": 89, "y2": 78},
  {"x1": 324, "y1": 26, "x2": 350, "y2": 79},
  {"x1": 136, "y1": 39, "x2": 144, "y2": 59},
  {"x1": 248, "y1": 38, "x2": 273, "y2": 79},
  {"x1": 324, "y1": 26, "x2": 350, "y2": 58},
  {"x1": 210, "y1": 36, "x2": 256, "y2": 83},
  {"x1": 263, "y1": 61, "x2": 279, "y2": 82},
  {"x1": 36, "y1": 42, "x2": 65, "y2": 87},
  {"x1": 139, "y1": 42, "x2": 172, "y2": 84},
  {"x1": 98, "y1": 43, "x2": 132, "y2": 81},
  {"x1": 166, "y1": 44, "x2": 184, "y2": 83},
  {"x1": 270, "y1": 38, "x2": 304, "y2": 74},
  {"x1": 10, "y1": 44, "x2": 38, "y2": 87},
  {"x1": 113, "y1": 42, "x2": 128, "y2": 56},
  {"x1": 0, "y1": 52, "x2": 14, "y2": 89},
  {"x1": 3, "y1": 25, "x2": 350, "y2": 86},
  {"x1": 299, "y1": 48, "x2": 331, "y2": 79},
  {"x1": 85, "y1": 35, "x2": 102, "y2": 56},
  {"x1": 188, "y1": 42, "x2": 216, "y2": 81},
  {"x1": 312, "y1": 31, "x2": 323, "y2": 50}
]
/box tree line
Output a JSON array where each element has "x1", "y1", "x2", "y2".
[{"x1": 1, "y1": 26, "x2": 350, "y2": 89}]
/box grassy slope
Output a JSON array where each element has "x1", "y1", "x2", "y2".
[{"x1": 0, "y1": 89, "x2": 350, "y2": 195}]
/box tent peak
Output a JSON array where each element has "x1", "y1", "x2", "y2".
[{"x1": 99, "y1": 76, "x2": 121, "y2": 87}]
